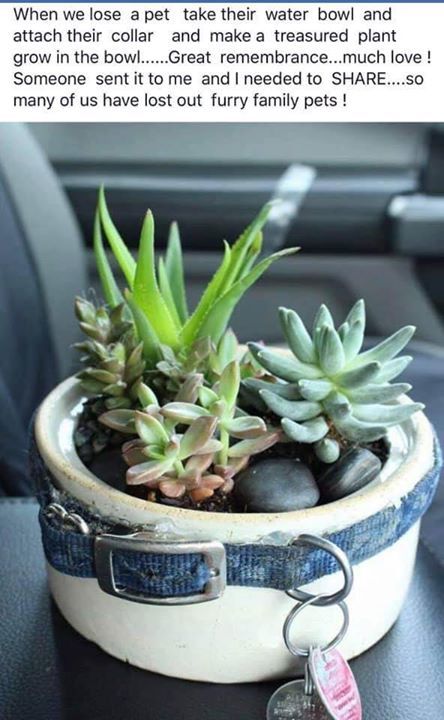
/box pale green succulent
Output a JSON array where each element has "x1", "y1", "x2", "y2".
[{"x1": 246, "y1": 300, "x2": 424, "y2": 463}]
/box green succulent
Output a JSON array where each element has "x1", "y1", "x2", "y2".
[
  {"x1": 74, "y1": 298, "x2": 145, "y2": 410},
  {"x1": 92, "y1": 188, "x2": 298, "y2": 369},
  {"x1": 246, "y1": 300, "x2": 424, "y2": 463}
]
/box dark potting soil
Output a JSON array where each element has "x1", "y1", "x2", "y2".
[{"x1": 75, "y1": 399, "x2": 388, "y2": 514}]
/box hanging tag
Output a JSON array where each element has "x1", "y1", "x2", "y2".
[
  {"x1": 267, "y1": 677, "x2": 330, "y2": 720},
  {"x1": 309, "y1": 647, "x2": 362, "y2": 720}
]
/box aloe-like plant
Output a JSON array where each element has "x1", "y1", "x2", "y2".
[
  {"x1": 93, "y1": 188, "x2": 298, "y2": 371},
  {"x1": 246, "y1": 300, "x2": 423, "y2": 463}
]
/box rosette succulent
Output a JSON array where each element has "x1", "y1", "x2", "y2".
[
  {"x1": 122, "y1": 412, "x2": 226, "y2": 502},
  {"x1": 161, "y1": 359, "x2": 281, "y2": 476},
  {"x1": 246, "y1": 300, "x2": 423, "y2": 463}
]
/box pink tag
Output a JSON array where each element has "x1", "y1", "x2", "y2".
[{"x1": 309, "y1": 647, "x2": 362, "y2": 720}]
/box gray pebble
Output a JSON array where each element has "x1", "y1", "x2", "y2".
[{"x1": 234, "y1": 458, "x2": 319, "y2": 513}]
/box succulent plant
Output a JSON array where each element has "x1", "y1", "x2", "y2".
[
  {"x1": 161, "y1": 359, "x2": 281, "y2": 474},
  {"x1": 246, "y1": 300, "x2": 423, "y2": 462},
  {"x1": 123, "y1": 412, "x2": 227, "y2": 502},
  {"x1": 74, "y1": 298, "x2": 145, "y2": 410},
  {"x1": 92, "y1": 188, "x2": 298, "y2": 370}
]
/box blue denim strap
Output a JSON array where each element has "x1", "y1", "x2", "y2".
[{"x1": 31, "y1": 434, "x2": 442, "y2": 600}]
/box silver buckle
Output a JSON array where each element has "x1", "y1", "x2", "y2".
[{"x1": 94, "y1": 532, "x2": 226, "y2": 606}]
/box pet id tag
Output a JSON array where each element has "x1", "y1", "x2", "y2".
[
  {"x1": 267, "y1": 677, "x2": 330, "y2": 719},
  {"x1": 309, "y1": 647, "x2": 362, "y2": 720}
]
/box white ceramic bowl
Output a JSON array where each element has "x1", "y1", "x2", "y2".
[{"x1": 35, "y1": 377, "x2": 435, "y2": 683}]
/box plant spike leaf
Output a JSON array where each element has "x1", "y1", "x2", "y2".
[
  {"x1": 133, "y1": 211, "x2": 179, "y2": 348},
  {"x1": 180, "y1": 240, "x2": 232, "y2": 346},
  {"x1": 196, "y1": 247, "x2": 299, "y2": 345},
  {"x1": 165, "y1": 221, "x2": 189, "y2": 323},
  {"x1": 221, "y1": 202, "x2": 273, "y2": 288},
  {"x1": 124, "y1": 290, "x2": 161, "y2": 367},
  {"x1": 93, "y1": 209, "x2": 123, "y2": 308},
  {"x1": 98, "y1": 186, "x2": 136, "y2": 288},
  {"x1": 158, "y1": 256, "x2": 182, "y2": 329}
]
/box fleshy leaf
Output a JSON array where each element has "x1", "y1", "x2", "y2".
[
  {"x1": 260, "y1": 390, "x2": 321, "y2": 422},
  {"x1": 280, "y1": 307, "x2": 315, "y2": 363},
  {"x1": 313, "y1": 304, "x2": 334, "y2": 334},
  {"x1": 161, "y1": 402, "x2": 211, "y2": 424},
  {"x1": 125, "y1": 290, "x2": 161, "y2": 367},
  {"x1": 180, "y1": 241, "x2": 232, "y2": 346},
  {"x1": 346, "y1": 383, "x2": 411, "y2": 404},
  {"x1": 298, "y1": 379, "x2": 333, "y2": 402},
  {"x1": 165, "y1": 221, "x2": 189, "y2": 323},
  {"x1": 374, "y1": 356, "x2": 412, "y2": 383},
  {"x1": 133, "y1": 211, "x2": 179, "y2": 347},
  {"x1": 178, "y1": 416, "x2": 218, "y2": 459},
  {"x1": 99, "y1": 409, "x2": 135, "y2": 433},
  {"x1": 93, "y1": 209, "x2": 123, "y2": 308},
  {"x1": 227, "y1": 431, "x2": 281, "y2": 458},
  {"x1": 249, "y1": 344, "x2": 322, "y2": 382},
  {"x1": 315, "y1": 438, "x2": 340, "y2": 464},
  {"x1": 98, "y1": 187, "x2": 136, "y2": 287},
  {"x1": 341, "y1": 320, "x2": 365, "y2": 362},
  {"x1": 337, "y1": 362, "x2": 381, "y2": 389},
  {"x1": 317, "y1": 326, "x2": 346, "y2": 375},
  {"x1": 126, "y1": 459, "x2": 172, "y2": 486},
  {"x1": 352, "y1": 402, "x2": 424, "y2": 425},
  {"x1": 196, "y1": 248, "x2": 299, "y2": 346},
  {"x1": 281, "y1": 417, "x2": 329, "y2": 443},
  {"x1": 158, "y1": 257, "x2": 182, "y2": 329},
  {"x1": 135, "y1": 411, "x2": 169, "y2": 445},
  {"x1": 224, "y1": 416, "x2": 266, "y2": 439},
  {"x1": 352, "y1": 326, "x2": 415, "y2": 367},
  {"x1": 219, "y1": 360, "x2": 240, "y2": 408}
]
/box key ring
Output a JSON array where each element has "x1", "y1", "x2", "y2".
[
  {"x1": 286, "y1": 533, "x2": 353, "y2": 607},
  {"x1": 283, "y1": 593, "x2": 350, "y2": 658}
]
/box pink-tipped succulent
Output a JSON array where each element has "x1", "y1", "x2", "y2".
[
  {"x1": 123, "y1": 412, "x2": 226, "y2": 502},
  {"x1": 161, "y1": 359, "x2": 281, "y2": 477}
]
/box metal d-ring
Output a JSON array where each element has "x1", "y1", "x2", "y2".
[
  {"x1": 286, "y1": 534, "x2": 353, "y2": 607},
  {"x1": 283, "y1": 594, "x2": 349, "y2": 658}
]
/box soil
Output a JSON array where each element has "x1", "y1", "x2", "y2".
[{"x1": 76, "y1": 399, "x2": 388, "y2": 514}]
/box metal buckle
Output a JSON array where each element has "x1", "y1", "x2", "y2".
[{"x1": 94, "y1": 532, "x2": 226, "y2": 606}]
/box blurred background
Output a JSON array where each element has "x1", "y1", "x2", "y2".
[
  {"x1": 28, "y1": 122, "x2": 444, "y2": 348},
  {"x1": 0, "y1": 122, "x2": 443, "y2": 517}
]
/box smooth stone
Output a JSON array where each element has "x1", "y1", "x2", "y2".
[
  {"x1": 234, "y1": 458, "x2": 319, "y2": 513},
  {"x1": 319, "y1": 447, "x2": 382, "y2": 502}
]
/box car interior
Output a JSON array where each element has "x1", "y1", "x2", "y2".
[{"x1": 1, "y1": 121, "x2": 443, "y2": 718}]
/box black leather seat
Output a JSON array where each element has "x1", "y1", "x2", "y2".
[{"x1": 0, "y1": 125, "x2": 87, "y2": 495}]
